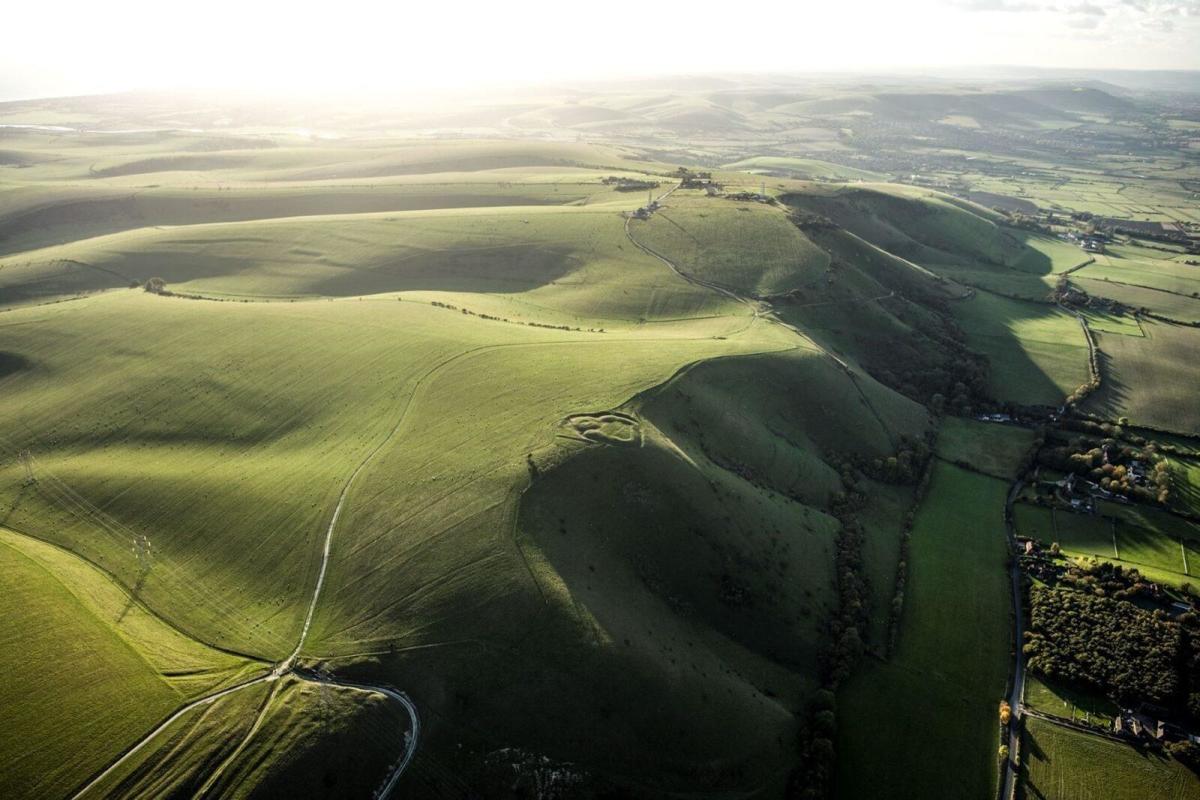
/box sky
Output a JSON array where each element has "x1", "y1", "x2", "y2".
[{"x1": 3, "y1": 0, "x2": 1199, "y2": 100}]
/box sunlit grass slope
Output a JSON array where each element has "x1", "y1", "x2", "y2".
[
  {"x1": 1021, "y1": 717, "x2": 1200, "y2": 800},
  {"x1": 0, "y1": 527, "x2": 257, "y2": 800},
  {"x1": 953, "y1": 291, "x2": 1090, "y2": 406},
  {"x1": 783, "y1": 183, "x2": 1086, "y2": 280},
  {"x1": 0, "y1": 129, "x2": 1084, "y2": 797},
  {"x1": 633, "y1": 189, "x2": 830, "y2": 297}
]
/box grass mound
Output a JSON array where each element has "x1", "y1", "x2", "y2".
[
  {"x1": 781, "y1": 183, "x2": 1081, "y2": 279},
  {"x1": 633, "y1": 190, "x2": 830, "y2": 297}
]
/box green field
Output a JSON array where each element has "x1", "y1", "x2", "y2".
[
  {"x1": 1074, "y1": 277, "x2": 1200, "y2": 323},
  {"x1": 1085, "y1": 321, "x2": 1200, "y2": 435},
  {"x1": 837, "y1": 463, "x2": 1011, "y2": 800},
  {"x1": 0, "y1": 129, "x2": 940, "y2": 796},
  {"x1": 953, "y1": 292, "x2": 1090, "y2": 406},
  {"x1": 1020, "y1": 717, "x2": 1200, "y2": 800},
  {"x1": 1014, "y1": 502, "x2": 1200, "y2": 585},
  {"x1": 1024, "y1": 675, "x2": 1121, "y2": 728},
  {"x1": 1076, "y1": 246, "x2": 1200, "y2": 298},
  {"x1": 937, "y1": 417, "x2": 1036, "y2": 479},
  {"x1": 0, "y1": 527, "x2": 257, "y2": 799}
]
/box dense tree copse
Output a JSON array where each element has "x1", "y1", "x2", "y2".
[{"x1": 1025, "y1": 585, "x2": 1181, "y2": 705}]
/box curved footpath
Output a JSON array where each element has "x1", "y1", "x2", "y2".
[{"x1": 67, "y1": 355, "x2": 434, "y2": 799}]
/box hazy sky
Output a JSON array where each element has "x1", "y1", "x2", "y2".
[{"x1": 3, "y1": 0, "x2": 1198, "y2": 99}]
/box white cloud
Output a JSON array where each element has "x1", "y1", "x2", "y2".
[
  {"x1": 1064, "y1": 2, "x2": 1108, "y2": 14},
  {"x1": 0, "y1": 0, "x2": 1196, "y2": 99}
]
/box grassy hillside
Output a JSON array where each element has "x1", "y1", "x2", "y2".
[
  {"x1": 772, "y1": 224, "x2": 988, "y2": 409},
  {"x1": 198, "y1": 677, "x2": 412, "y2": 800},
  {"x1": 78, "y1": 681, "x2": 276, "y2": 799},
  {"x1": 633, "y1": 190, "x2": 831, "y2": 297},
  {"x1": 784, "y1": 184, "x2": 1034, "y2": 268},
  {"x1": 0, "y1": 527, "x2": 256, "y2": 800},
  {"x1": 5, "y1": 116, "x2": 1188, "y2": 798}
]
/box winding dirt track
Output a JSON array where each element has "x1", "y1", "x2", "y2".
[{"x1": 63, "y1": 341, "x2": 453, "y2": 799}]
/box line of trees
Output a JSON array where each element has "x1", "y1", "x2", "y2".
[{"x1": 788, "y1": 484, "x2": 872, "y2": 799}]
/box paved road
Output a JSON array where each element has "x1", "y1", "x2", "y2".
[
  {"x1": 313, "y1": 675, "x2": 421, "y2": 799},
  {"x1": 1001, "y1": 478, "x2": 1026, "y2": 800}
]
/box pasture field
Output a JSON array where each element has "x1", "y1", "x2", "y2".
[
  {"x1": 1019, "y1": 717, "x2": 1200, "y2": 800},
  {"x1": 937, "y1": 417, "x2": 1036, "y2": 479},
  {"x1": 923, "y1": 160, "x2": 1200, "y2": 225},
  {"x1": 1073, "y1": 277, "x2": 1200, "y2": 323},
  {"x1": 1074, "y1": 245, "x2": 1200, "y2": 298},
  {"x1": 1085, "y1": 321, "x2": 1200, "y2": 435},
  {"x1": 952, "y1": 291, "x2": 1090, "y2": 406},
  {"x1": 837, "y1": 463, "x2": 1010, "y2": 800},
  {"x1": 1014, "y1": 502, "x2": 1200, "y2": 585},
  {"x1": 1024, "y1": 675, "x2": 1120, "y2": 728}
]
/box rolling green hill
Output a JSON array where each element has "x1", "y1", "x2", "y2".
[{"x1": 2, "y1": 110, "x2": 1190, "y2": 800}]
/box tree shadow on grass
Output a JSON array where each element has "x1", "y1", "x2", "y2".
[
  {"x1": 1081, "y1": 346, "x2": 1132, "y2": 423},
  {"x1": 1021, "y1": 727, "x2": 1050, "y2": 800},
  {"x1": 0, "y1": 480, "x2": 33, "y2": 529},
  {"x1": 116, "y1": 566, "x2": 150, "y2": 624},
  {"x1": 955, "y1": 294, "x2": 1083, "y2": 408}
]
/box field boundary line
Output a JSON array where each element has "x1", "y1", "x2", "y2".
[{"x1": 0, "y1": 521, "x2": 268, "y2": 665}]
